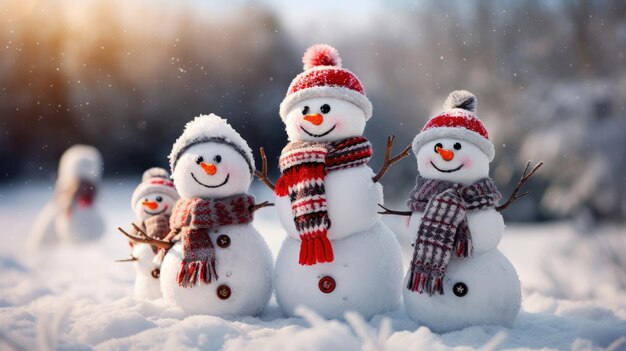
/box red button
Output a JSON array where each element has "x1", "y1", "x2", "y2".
[{"x1": 318, "y1": 276, "x2": 336, "y2": 294}]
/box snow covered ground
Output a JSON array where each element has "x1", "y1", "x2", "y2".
[{"x1": 0, "y1": 180, "x2": 625, "y2": 351}]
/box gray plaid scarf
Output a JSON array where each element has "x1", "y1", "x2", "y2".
[{"x1": 406, "y1": 176, "x2": 501, "y2": 295}]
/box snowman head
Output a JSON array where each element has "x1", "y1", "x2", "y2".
[
  {"x1": 284, "y1": 97, "x2": 366, "y2": 142},
  {"x1": 169, "y1": 114, "x2": 255, "y2": 200},
  {"x1": 131, "y1": 168, "x2": 179, "y2": 219},
  {"x1": 57, "y1": 144, "x2": 103, "y2": 185},
  {"x1": 412, "y1": 91, "x2": 495, "y2": 185},
  {"x1": 279, "y1": 44, "x2": 372, "y2": 142}
]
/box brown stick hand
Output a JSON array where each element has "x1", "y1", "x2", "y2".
[
  {"x1": 115, "y1": 256, "x2": 138, "y2": 263},
  {"x1": 250, "y1": 200, "x2": 274, "y2": 213},
  {"x1": 118, "y1": 225, "x2": 173, "y2": 250},
  {"x1": 372, "y1": 135, "x2": 412, "y2": 183},
  {"x1": 496, "y1": 161, "x2": 544, "y2": 212},
  {"x1": 254, "y1": 147, "x2": 276, "y2": 191},
  {"x1": 377, "y1": 204, "x2": 412, "y2": 216}
]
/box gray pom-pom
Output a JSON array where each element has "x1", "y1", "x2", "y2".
[
  {"x1": 443, "y1": 90, "x2": 477, "y2": 112},
  {"x1": 142, "y1": 167, "x2": 170, "y2": 181}
]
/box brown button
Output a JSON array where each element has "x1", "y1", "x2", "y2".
[
  {"x1": 217, "y1": 284, "x2": 231, "y2": 300},
  {"x1": 217, "y1": 234, "x2": 231, "y2": 248},
  {"x1": 151, "y1": 268, "x2": 160, "y2": 279},
  {"x1": 318, "y1": 276, "x2": 336, "y2": 294}
]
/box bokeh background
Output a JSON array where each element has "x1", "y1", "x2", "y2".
[{"x1": 1, "y1": 0, "x2": 625, "y2": 224}]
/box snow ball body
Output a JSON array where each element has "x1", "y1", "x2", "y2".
[
  {"x1": 161, "y1": 223, "x2": 273, "y2": 316},
  {"x1": 412, "y1": 138, "x2": 504, "y2": 252},
  {"x1": 131, "y1": 191, "x2": 178, "y2": 300},
  {"x1": 132, "y1": 243, "x2": 161, "y2": 300},
  {"x1": 403, "y1": 249, "x2": 521, "y2": 333},
  {"x1": 275, "y1": 221, "x2": 403, "y2": 320},
  {"x1": 161, "y1": 139, "x2": 272, "y2": 316}
]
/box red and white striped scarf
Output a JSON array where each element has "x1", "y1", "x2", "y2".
[
  {"x1": 160, "y1": 195, "x2": 255, "y2": 288},
  {"x1": 275, "y1": 137, "x2": 372, "y2": 265}
]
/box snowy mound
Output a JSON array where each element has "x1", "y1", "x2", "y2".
[{"x1": 1, "y1": 181, "x2": 625, "y2": 350}]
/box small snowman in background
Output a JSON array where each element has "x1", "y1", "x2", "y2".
[
  {"x1": 118, "y1": 167, "x2": 179, "y2": 300},
  {"x1": 122, "y1": 114, "x2": 273, "y2": 316},
  {"x1": 28, "y1": 144, "x2": 105, "y2": 248},
  {"x1": 381, "y1": 90, "x2": 542, "y2": 332},
  {"x1": 255, "y1": 44, "x2": 409, "y2": 320}
]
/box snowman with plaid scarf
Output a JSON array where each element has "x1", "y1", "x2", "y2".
[
  {"x1": 257, "y1": 44, "x2": 406, "y2": 320},
  {"x1": 384, "y1": 90, "x2": 524, "y2": 332}
]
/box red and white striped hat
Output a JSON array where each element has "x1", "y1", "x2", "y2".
[
  {"x1": 131, "y1": 167, "x2": 179, "y2": 208},
  {"x1": 279, "y1": 44, "x2": 373, "y2": 121},
  {"x1": 412, "y1": 90, "x2": 495, "y2": 161}
]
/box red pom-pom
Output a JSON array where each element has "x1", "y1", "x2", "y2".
[{"x1": 302, "y1": 44, "x2": 342, "y2": 70}]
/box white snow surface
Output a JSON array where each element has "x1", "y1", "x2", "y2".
[{"x1": 1, "y1": 180, "x2": 626, "y2": 351}]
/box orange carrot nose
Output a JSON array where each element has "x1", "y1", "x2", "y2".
[
  {"x1": 435, "y1": 146, "x2": 455, "y2": 161},
  {"x1": 200, "y1": 162, "x2": 217, "y2": 175},
  {"x1": 142, "y1": 201, "x2": 158, "y2": 210},
  {"x1": 303, "y1": 113, "x2": 323, "y2": 125}
]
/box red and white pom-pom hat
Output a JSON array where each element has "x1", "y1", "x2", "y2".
[
  {"x1": 131, "y1": 167, "x2": 179, "y2": 208},
  {"x1": 279, "y1": 44, "x2": 373, "y2": 121},
  {"x1": 412, "y1": 90, "x2": 495, "y2": 161}
]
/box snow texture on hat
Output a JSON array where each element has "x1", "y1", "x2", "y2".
[
  {"x1": 169, "y1": 114, "x2": 255, "y2": 175},
  {"x1": 279, "y1": 44, "x2": 373, "y2": 121},
  {"x1": 412, "y1": 90, "x2": 495, "y2": 161},
  {"x1": 131, "y1": 167, "x2": 179, "y2": 208}
]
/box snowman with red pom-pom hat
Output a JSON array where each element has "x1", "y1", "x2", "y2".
[
  {"x1": 257, "y1": 44, "x2": 406, "y2": 320},
  {"x1": 385, "y1": 90, "x2": 523, "y2": 332}
]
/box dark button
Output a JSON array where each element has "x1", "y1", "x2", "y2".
[
  {"x1": 217, "y1": 284, "x2": 231, "y2": 300},
  {"x1": 151, "y1": 268, "x2": 160, "y2": 279},
  {"x1": 453, "y1": 282, "x2": 468, "y2": 297},
  {"x1": 318, "y1": 276, "x2": 336, "y2": 294},
  {"x1": 217, "y1": 234, "x2": 231, "y2": 248}
]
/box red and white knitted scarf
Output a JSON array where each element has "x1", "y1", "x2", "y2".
[
  {"x1": 162, "y1": 195, "x2": 255, "y2": 288},
  {"x1": 275, "y1": 137, "x2": 372, "y2": 265},
  {"x1": 406, "y1": 176, "x2": 501, "y2": 295}
]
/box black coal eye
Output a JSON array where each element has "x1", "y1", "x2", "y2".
[
  {"x1": 454, "y1": 143, "x2": 462, "y2": 150},
  {"x1": 302, "y1": 106, "x2": 310, "y2": 115},
  {"x1": 434, "y1": 143, "x2": 443, "y2": 153},
  {"x1": 195, "y1": 156, "x2": 204, "y2": 164},
  {"x1": 214, "y1": 155, "x2": 222, "y2": 163},
  {"x1": 156, "y1": 196, "x2": 163, "y2": 202},
  {"x1": 320, "y1": 104, "x2": 331, "y2": 114}
]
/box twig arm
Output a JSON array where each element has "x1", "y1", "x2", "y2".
[
  {"x1": 496, "y1": 161, "x2": 544, "y2": 212},
  {"x1": 254, "y1": 147, "x2": 276, "y2": 191},
  {"x1": 372, "y1": 135, "x2": 412, "y2": 183},
  {"x1": 377, "y1": 204, "x2": 412, "y2": 216},
  {"x1": 118, "y1": 226, "x2": 173, "y2": 250},
  {"x1": 250, "y1": 200, "x2": 274, "y2": 213},
  {"x1": 115, "y1": 256, "x2": 138, "y2": 263}
]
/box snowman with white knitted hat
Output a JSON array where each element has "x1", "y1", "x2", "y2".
[
  {"x1": 385, "y1": 90, "x2": 527, "y2": 332},
  {"x1": 118, "y1": 167, "x2": 179, "y2": 300},
  {"x1": 256, "y1": 44, "x2": 406, "y2": 320},
  {"x1": 122, "y1": 114, "x2": 273, "y2": 316}
]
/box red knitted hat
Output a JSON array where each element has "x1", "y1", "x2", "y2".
[
  {"x1": 131, "y1": 167, "x2": 179, "y2": 208},
  {"x1": 412, "y1": 90, "x2": 495, "y2": 161},
  {"x1": 279, "y1": 44, "x2": 373, "y2": 121}
]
